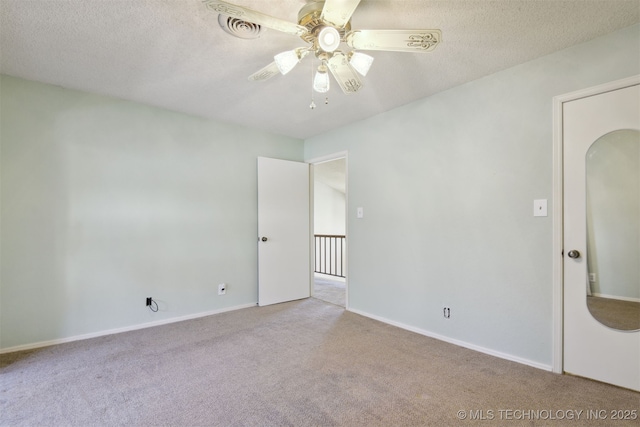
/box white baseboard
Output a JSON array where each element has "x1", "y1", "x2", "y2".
[
  {"x1": 347, "y1": 307, "x2": 552, "y2": 372},
  {"x1": 591, "y1": 293, "x2": 640, "y2": 303},
  {"x1": 0, "y1": 303, "x2": 257, "y2": 355}
]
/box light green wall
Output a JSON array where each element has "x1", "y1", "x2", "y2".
[
  {"x1": 0, "y1": 75, "x2": 303, "y2": 349},
  {"x1": 305, "y1": 24, "x2": 640, "y2": 367}
]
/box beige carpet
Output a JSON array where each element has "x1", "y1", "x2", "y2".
[
  {"x1": 1, "y1": 298, "x2": 638, "y2": 426},
  {"x1": 313, "y1": 275, "x2": 346, "y2": 307}
]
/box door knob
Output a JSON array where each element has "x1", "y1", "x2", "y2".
[
  {"x1": 567, "y1": 250, "x2": 580, "y2": 259},
  {"x1": 261, "y1": 237, "x2": 268, "y2": 242}
]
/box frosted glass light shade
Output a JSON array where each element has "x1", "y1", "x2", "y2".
[
  {"x1": 274, "y1": 50, "x2": 300, "y2": 75},
  {"x1": 349, "y1": 51, "x2": 374, "y2": 76},
  {"x1": 318, "y1": 26, "x2": 340, "y2": 53},
  {"x1": 313, "y1": 69, "x2": 330, "y2": 93}
]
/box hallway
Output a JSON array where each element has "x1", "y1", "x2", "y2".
[{"x1": 313, "y1": 274, "x2": 345, "y2": 307}]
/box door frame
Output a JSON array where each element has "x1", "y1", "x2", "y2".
[
  {"x1": 308, "y1": 151, "x2": 349, "y2": 309},
  {"x1": 551, "y1": 75, "x2": 640, "y2": 374}
]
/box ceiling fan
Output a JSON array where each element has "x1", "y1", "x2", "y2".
[{"x1": 203, "y1": 0, "x2": 441, "y2": 96}]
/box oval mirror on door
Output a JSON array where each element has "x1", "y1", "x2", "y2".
[{"x1": 585, "y1": 129, "x2": 640, "y2": 331}]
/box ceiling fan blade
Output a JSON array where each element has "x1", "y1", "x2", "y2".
[
  {"x1": 327, "y1": 51, "x2": 362, "y2": 94},
  {"x1": 248, "y1": 61, "x2": 280, "y2": 82},
  {"x1": 346, "y1": 29, "x2": 442, "y2": 53},
  {"x1": 203, "y1": 0, "x2": 308, "y2": 36},
  {"x1": 321, "y1": 0, "x2": 361, "y2": 28}
]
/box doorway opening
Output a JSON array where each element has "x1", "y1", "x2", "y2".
[{"x1": 312, "y1": 156, "x2": 347, "y2": 307}]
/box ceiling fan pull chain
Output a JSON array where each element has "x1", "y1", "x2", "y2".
[{"x1": 310, "y1": 57, "x2": 316, "y2": 109}]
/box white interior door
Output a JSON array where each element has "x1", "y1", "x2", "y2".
[
  {"x1": 258, "y1": 157, "x2": 310, "y2": 306},
  {"x1": 563, "y1": 81, "x2": 640, "y2": 391}
]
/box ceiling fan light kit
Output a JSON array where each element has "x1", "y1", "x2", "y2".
[
  {"x1": 203, "y1": 0, "x2": 442, "y2": 98},
  {"x1": 318, "y1": 26, "x2": 341, "y2": 53},
  {"x1": 274, "y1": 49, "x2": 302, "y2": 75},
  {"x1": 348, "y1": 51, "x2": 374, "y2": 76},
  {"x1": 313, "y1": 64, "x2": 330, "y2": 93}
]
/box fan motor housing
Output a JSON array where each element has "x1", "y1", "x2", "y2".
[{"x1": 298, "y1": 1, "x2": 350, "y2": 45}]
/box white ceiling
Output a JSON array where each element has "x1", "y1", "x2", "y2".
[
  {"x1": 315, "y1": 157, "x2": 346, "y2": 193},
  {"x1": 1, "y1": 0, "x2": 638, "y2": 140}
]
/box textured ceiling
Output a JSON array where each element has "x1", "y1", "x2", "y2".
[{"x1": 1, "y1": 0, "x2": 639, "y2": 139}]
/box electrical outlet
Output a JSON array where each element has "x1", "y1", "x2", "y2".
[
  {"x1": 443, "y1": 306, "x2": 451, "y2": 319},
  {"x1": 146, "y1": 297, "x2": 152, "y2": 306},
  {"x1": 589, "y1": 273, "x2": 596, "y2": 282},
  {"x1": 218, "y1": 283, "x2": 226, "y2": 295}
]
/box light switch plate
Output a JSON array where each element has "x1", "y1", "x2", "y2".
[
  {"x1": 534, "y1": 199, "x2": 547, "y2": 217},
  {"x1": 356, "y1": 207, "x2": 364, "y2": 218}
]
